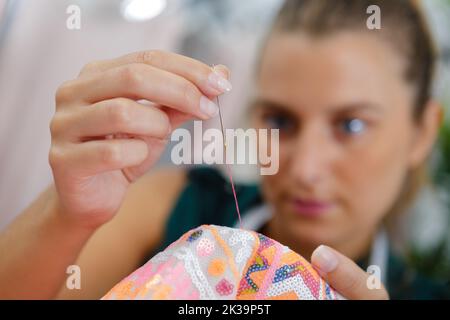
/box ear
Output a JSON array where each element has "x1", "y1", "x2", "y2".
[{"x1": 409, "y1": 100, "x2": 444, "y2": 168}]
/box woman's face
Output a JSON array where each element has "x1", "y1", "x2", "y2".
[{"x1": 253, "y1": 32, "x2": 421, "y2": 252}]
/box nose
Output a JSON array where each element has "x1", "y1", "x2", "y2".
[{"x1": 288, "y1": 122, "x2": 335, "y2": 189}]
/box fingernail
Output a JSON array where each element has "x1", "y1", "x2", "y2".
[
  {"x1": 207, "y1": 70, "x2": 232, "y2": 93},
  {"x1": 312, "y1": 245, "x2": 338, "y2": 273},
  {"x1": 200, "y1": 96, "x2": 219, "y2": 118}
]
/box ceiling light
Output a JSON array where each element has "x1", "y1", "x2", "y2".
[{"x1": 120, "y1": 0, "x2": 167, "y2": 22}]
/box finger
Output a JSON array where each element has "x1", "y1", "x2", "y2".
[
  {"x1": 311, "y1": 245, "x2": 389, "y2": 300},
  {"x1": 79, "y1": 50, "x2": 232, "y2": 97},
  {"x1": 50, "y1": 139, "x2": 149, "y2": 176},
  {"x1": 54, "y1": 98, "x2": 171, "y2": 141},
  {"x1": 65, "y1": 63, "x2": 220, "y2": 120},
  {"x1": 160, "y1": 106, "x2": 195, "y2": 129},
  {"x1": 121, "y1": 135, "x2": 169, "y2": 183}
]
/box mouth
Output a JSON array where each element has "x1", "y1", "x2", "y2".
[{"x1": 290, "y1": 197, "x2": 335, "y2": 218}]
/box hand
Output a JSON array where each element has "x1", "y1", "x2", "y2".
[
  {"x1": 49, "y1": 50, "x2": 232, "y2": 229},
  {"x1": 311, "y1": 245, "x2": 389, "y2": 300}
]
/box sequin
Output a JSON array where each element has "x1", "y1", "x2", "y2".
[{"x1": 102, "y1": 225, "x2": 341, "y2": 300}]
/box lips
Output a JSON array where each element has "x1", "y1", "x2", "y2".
[{"x1": 291, "y1": 198, "x2": 334, "y2": 218}]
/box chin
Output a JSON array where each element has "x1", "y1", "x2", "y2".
[{"x1": 278, "y1": 208, "x2": 344, "y2": 248}]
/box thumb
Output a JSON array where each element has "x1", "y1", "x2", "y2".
[{"x1": 311, "y1": 245, "x2": 389, "y2": 300}]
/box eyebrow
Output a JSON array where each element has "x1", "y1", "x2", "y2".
[
  {"x1": 335, "y1": 103, "x2": 384, "y2": 114},
  {"x1": 252, "y1": 98, "x2": 384, "y2": 115},
  {"x1": 251, "y1": 99, "x2": 293, "y2": 113}
]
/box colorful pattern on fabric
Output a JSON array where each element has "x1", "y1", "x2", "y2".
[{"x1": 102, "y1": 225, "x2": 341, "y2": 300}]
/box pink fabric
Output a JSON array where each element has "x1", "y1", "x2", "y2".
[{"x1": 103, "y1": 225, "x2": 341, "y2": 300}]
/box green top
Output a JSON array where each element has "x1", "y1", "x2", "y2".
[{"x1": 149, "y1": 166, "x2": 449, "y2": 300}]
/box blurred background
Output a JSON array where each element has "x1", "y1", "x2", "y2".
[{"x1": 0, "y1": 0, "x2": 449, "y2": 279}]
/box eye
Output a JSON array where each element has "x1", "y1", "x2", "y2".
[
  {"x1": 339, "y1": 118, "x2": 367, "y2": 135},
  {"x1": 263, "y1": 113, "x2": 296, "y2": 133}
]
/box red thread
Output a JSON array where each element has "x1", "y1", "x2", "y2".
[{"x1": 224, "y1": 162, "x2": 242, "y2": 229}]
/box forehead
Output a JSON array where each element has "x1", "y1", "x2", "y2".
[{"x1": 257, "y1": 32, "x2": 413, "y2": 111}]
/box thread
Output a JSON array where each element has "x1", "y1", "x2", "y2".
[{"x1": 216, "y1": 95, "x2": 242, "y2": 229}]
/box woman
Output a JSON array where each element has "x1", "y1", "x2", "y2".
[{"x1": 0, "y1": 0, "x2": 448, "y2": 299}]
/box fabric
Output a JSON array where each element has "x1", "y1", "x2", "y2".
[
  {"x1": 103, "y1": 225, "x2": 341, "y2": 300},
  {"x1": 152, "y1": 167, "x2": 450, "y2": 299}
]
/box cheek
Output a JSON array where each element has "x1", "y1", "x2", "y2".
[
  {"x1": 260, "y1": 140, "x2": 292, "y2": 202},
  {"x1": 338, "y1": 133, "x2": 411, "y2": 225}
]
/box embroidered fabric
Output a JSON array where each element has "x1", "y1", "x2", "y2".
[{"x1": 102, "y1": 225, "x2": 341, "y2": 300}]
